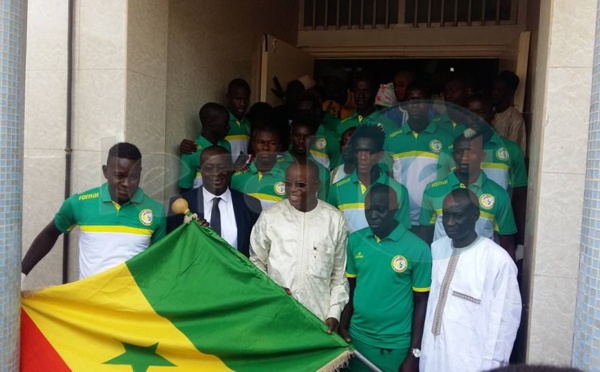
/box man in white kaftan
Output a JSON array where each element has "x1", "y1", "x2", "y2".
[
  {"x1": 420, "y1": 189, "x2": 521, "y2": 372},
  {"x1": 250, "y1": 160, "x2": 349, "y2": 331}
]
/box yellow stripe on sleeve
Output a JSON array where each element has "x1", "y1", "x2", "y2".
[
  {"x1": 346, "y1": 273, "x2": 357, "y2": 278},
  {"x1": 481, "y1": 162, "x2": 510, "y2": 170},
  {"x1": 225, "y1": 134, "x2": 250, "y2": 141},
  {"x1": 412, "y1": 287, "x2": 431, "y2": 292},
  {"x1": 247, "y1": 193, "x2": 284, "y2": 202},
  {"x1": 80, "y1": 225, "x2": 154, "y2": 236},
  {"x1": 338, "y1": 203, "x2": 365, "y2": 211},
  {"x1": 22, "y1": 265, "x2": 231, "y2": 371}
]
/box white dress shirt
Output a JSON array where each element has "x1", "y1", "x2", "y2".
[
  {"x1": 420, "y1": 236, "x2": 521, "y2": 372},
  {"x1": 203, "y1": 187, "x2": 238, "y2": 249},
  {"x1": 249, "y1": 199, "x2": 350, "y2": 321}
]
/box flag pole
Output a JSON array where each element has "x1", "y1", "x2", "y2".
[{"x1": 353, "y1": 351, "x2": 383, "y2": 372}]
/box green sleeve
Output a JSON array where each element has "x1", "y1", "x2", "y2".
[
  {"x1": 346, "y1": 233, "x2": 357, "y2": 277},
  {"x1": 54, "y1": 196, "x2": 78, "y2": 233},
  {"x1": 494, "y1": 189, "x2": 518, "y2": 235},
  {"x1": 508, "y1": 141, "x2": 528, "y2": 188},
  {"x1": 318, "y1": 164, "x2": 331, "y2": 200},
  {"x1": 151, "y1": 207, "x2": 167, "y2": 243},
  {"x1": 178, "y1": 152, "x2": 200, "y2": 189},
  {"x1": 418, "y1": 188, "x2": 436, "y2": 227},
  {"x1": 230, "y1": 173, "x2": 244, "y2": 192},
  {"x1": 327, "y1": 184, "x2": 340, "y2": 207},
  {"x1": 325, "y1": 129, "x2": 341, "y2": 169},
  {"x1": 411, "y1": 240, "x2": 432, "y2": 292}
]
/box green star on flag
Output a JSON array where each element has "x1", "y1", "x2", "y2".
[{"x1": 104, "y1": 342, "x2": 175, "y2": 372}]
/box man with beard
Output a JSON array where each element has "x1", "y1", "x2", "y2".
[
  {"x1": 250, "y1": 161, "x2": 349, "y2": 332},
  {"x1": 420, "y1": 189, "x2": 521, "y2": 372},
  {"x1": 167, "y1": 146, "x2": 261, "y2": 257}
]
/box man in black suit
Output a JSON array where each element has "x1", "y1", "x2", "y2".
[{"x1": 167, "y1": 145, "x2": 262, "y2": 257}]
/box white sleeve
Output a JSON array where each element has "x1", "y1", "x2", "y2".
[
  {"x1": 480, "y1": 256, "x2": 522, "y2": 369},
  {"x1": 249, "y1": 213, "x2": 270, "y2": 273},
  {"x1": 326, "y1": 213, "x2": 350, "y2": 321}
]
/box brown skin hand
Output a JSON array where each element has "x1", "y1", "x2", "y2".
[
  {"x1": 338, "y1": 277, "x2": 356, "y2": 342},
  {"x1": 21, "y1": 220, "x2": 62, "y2": 275},
  {"x1": 399, "y1": 291, "x2": 428, "y2": 372},
  {"x1": 180, "y1": 139, "x2": 197, "y2": 154}
]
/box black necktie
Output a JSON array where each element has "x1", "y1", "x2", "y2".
[{"x1": 210, "y1": 197, "x2": 221, "y2": 236}]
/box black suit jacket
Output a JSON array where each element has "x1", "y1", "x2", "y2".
[{"x1": 167, "y1": 187, "x2": 262, "y2": 257}]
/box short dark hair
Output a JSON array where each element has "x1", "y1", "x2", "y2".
[
  {"x1": 366, "y1": 183, "x2": 398, "y2": 205},
  {"x1": 496, "y1": 70, "x2": 520, "y2": 92},
  {"x1": 454, "y1": 133, "x2": 484, "y2": 150},
  {"x1": 406, "y1": 80, "x2": 432, "y2": 99},
  {"x1": 290, "y1": 120, "x2": 318, "y2": 135},
  {"x1": 107, "y1": 142, "x2": 142, "y2": 162},
  {"x1": 200, "y1": 145, "x2": 232, "y2": 165},
  {"x1": 199, "y1": 102, "x2": 228, "y2": 125},
  {"x1": 252, "y1": 124, "x2": 282, "y2": 143},
  {"x1": 353, "y1": 72, "x2": 377, "y2": 91},
  {"x1": 227, "y1": 78, "x2": 251, "y2": 94},
  {"x1": 350, "y1": 124, "x2": 386, "y2": 152}
]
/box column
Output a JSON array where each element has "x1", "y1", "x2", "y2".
[
  {"x1": 0, "y1": 0, "x2": 27, "y2": 370},
  {"x1": 574, "y1": 1, "x2": 600, "y2": 369}
]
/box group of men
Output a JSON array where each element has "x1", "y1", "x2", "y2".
[{"x1": 22, "y1": 70, "x2": 526, "y2": 371}]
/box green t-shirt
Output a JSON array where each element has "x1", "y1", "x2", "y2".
[
  {"x1": 419, "y1": 171, "x2": 517, "y2": 240},
  {"x1": 346, "y1": 224, "x2": 432, "y2": 347},
  {"x1": 480, "y1": 133, "x2": 528, "y2": 191},
  {"x1": 310, "y1": 125, "x2": 341, "y2": 170},
  {"x1": 54, "y1": 183, "x2": 166, "y2": 279},
  {"x1": 335, "y1": 109, "x2": 379, "y2": 137},
  {"x1": 361, "y1": 107, "x2": 408, "y2": 136},
  {"x1": 178, "y1": 135, "x2": 231, "y2": 190},
  {"x1": 383, "y1": 121, "x2": 455, "y2": 225},
  {"x1": 280, "y1": 152, "x2": 331, "y2": 201},
  {"x1": 226, "y1": 111, "x2": 251, "y2": 159},
  {"x1": 430, "y1": 112, "x2": 467, "y2": 139},
  {"x1": 230, "y1": 158, "x2": 287, "y2": 209},
  {"x1": 328, "y1": 169, "x2": 411, "y2": 233}
]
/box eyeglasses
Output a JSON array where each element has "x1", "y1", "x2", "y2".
[{"x1": 284, "y1": 180, "x2": 309, "y2": 188}]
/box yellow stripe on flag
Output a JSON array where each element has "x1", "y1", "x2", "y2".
[{"x1": 22, "y1": 264, "x2": 231, "y2": 371}]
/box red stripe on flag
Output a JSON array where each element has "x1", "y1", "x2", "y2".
[{"x1": 21, "y1": 308, "x2": 71, "y2": 372}]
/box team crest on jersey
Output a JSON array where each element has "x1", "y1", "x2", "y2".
[
  {"x1": 479, "y1": 194, "x2": 495, "y2": 210},
  {"x1": 274, "y1": 182, "x2": 286, "y2": 195},
  {"x1": 315, "y1": 138, "x2": 327, "y2": 150},
  {"x1": 429, "y1": 139, "x2": 442, "y2": 153},
  {"x1": 391, "y1": 255, "x2": 408, "y2": 273},
  {"x1": 355, "y1": 252, "x2": 364, "y2": 259},
  {"x1": 496, "y1": 147, "x2": 509, "y2": 161},
  {"x1": 139, "y1": 209, "x2": 153, "y2": 226}
]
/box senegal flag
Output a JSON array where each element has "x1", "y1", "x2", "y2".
[{"x1": 21, "y1": 222, "x2": 352, "y2": 371}]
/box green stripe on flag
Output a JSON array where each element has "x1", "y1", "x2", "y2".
[{"x1": 126, "y1": 222, "x2": 352, "y2": 371}]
